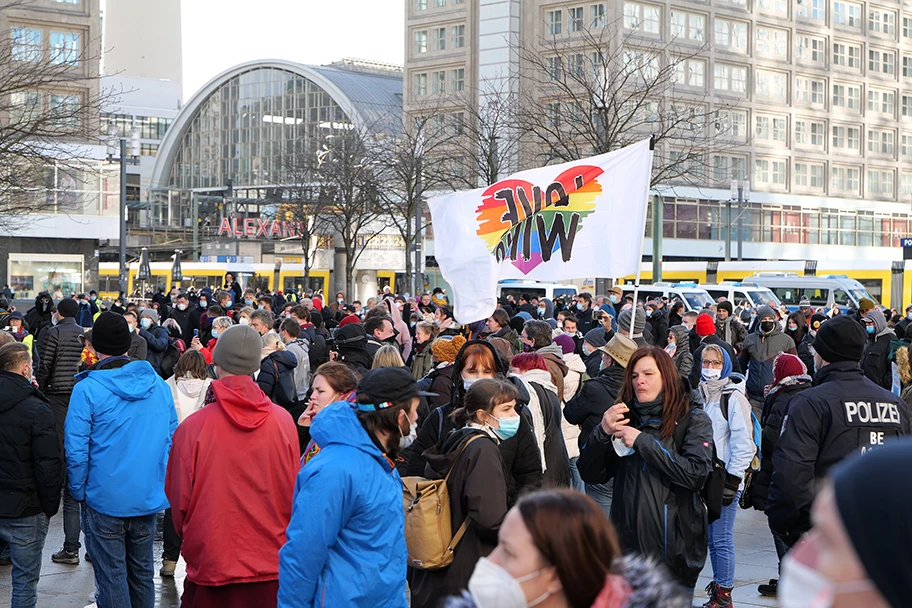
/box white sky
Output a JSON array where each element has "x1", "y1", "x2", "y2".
[{"x1": 181, "y1": 0, "x2": 405, "y2": 99}]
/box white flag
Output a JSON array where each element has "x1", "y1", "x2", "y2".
[{"x1": 427, "y1": 139, "x2": 653, "y2": 323}]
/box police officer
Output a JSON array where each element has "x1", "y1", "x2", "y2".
[{"x1": 766, "y1": 315, "x2": 910, "y2": 549}]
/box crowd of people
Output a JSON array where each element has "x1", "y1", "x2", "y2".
[{"x1": 0, "y1": 277, "x2": 909, "y2": 608}]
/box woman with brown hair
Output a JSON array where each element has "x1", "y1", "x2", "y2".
[
  {"x1": 299, "y1": 362, "x2": 358, "y2": 464},
  {"x1": 577, "y1": 346, "x2": 714, "y2": 594},
  {"x1": 444, "y1": 489, "x2": 690, "y2": 608}
]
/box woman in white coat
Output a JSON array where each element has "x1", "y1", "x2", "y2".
[
  {"x1": 696, "y1": 344, "x2": 757, "y2": 608},
  {"x1": 165, "y1": 350, "x2": 212, "y2": 423}
]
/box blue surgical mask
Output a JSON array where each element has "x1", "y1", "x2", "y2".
[
  {"x1": 463, "y1": 377, "x2": 479, "y2": 391},
  {"x1": 646, "y1": 309, "x2": 653, "y2": 317},
  {"x1": 258, "y1": 305, "x2": 265, "y2": 310},
  {"x1": 141, "y1": 317, "x2": 152, "y2": 329},
  {"x1": 492, "y1": 414, "x2": 520, "y2": 440},
  {"x1": 245, "y1": 299, "x2": 255, "y2": 306},
  {"x1": 609, "y1": 295, "x2": 619, "y2": 304},
  {"x1": 199, "y1": 299, "x2": 207, "y2": 308},
  {"x1": 866, "y1": 325, "x2": 876, "y2": 334},
  {"x1": 576, "y1": 303, "x2": 584, "y2": 311},
  {"x1": 211, "y1": 328, "x2": 219, "y2": 339}
]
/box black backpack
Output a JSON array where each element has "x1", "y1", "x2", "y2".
[
  {"x1": 158, "y1": 336, "x2": 186, "y2": 379},
  {"x1": 267, "y1": 359, "x2": 298, "y2": 410},
  {"x1": 673, "y1": 406, "x2": 726, "y2": 524}
]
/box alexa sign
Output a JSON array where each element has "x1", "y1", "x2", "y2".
[{"x1": 217, "y1": 218, "x2": 307, "y2": 239}]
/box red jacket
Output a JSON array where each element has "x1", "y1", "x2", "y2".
[
  {"x1": 198, "y1": 337, "x2": 217, "y2": 365},
  {"x1": 165, "y1": 375, "x2": 300, "y2": 586}
]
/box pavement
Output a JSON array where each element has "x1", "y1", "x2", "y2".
[{"x1": 0, "y1": 505, "x2": 781, "y2": 607}]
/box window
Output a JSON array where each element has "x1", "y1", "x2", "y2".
[
  {"x1": 832, "y1": 1, "x2": 862, "y2": 29},
  {"x1": 545, "y1": 102, "x2": 561, "y2": 128},
  {"x1": 869, "y1": 49, "x2": 895, "y2": 75},
  {"x1": 795, "y1": 119, "x2": 808, "y2": 144},
  {"x1": 903, "y1": 132, "x2": 912, "y2": 156},
  {"x1": 569, "y1": 6, "x2": 585, "y2": 31},
  {"x1": 568, "y1": 53, "x2": 586, "y2": 77},
  {"x1": 756, "y1": 70, "x2": 787, "y2": 99},
  {"x1": 591, "y1": 3, "x2": 606, "y2": 28},
  {"x1": 414, "y1": 30, "x2": 428, "y2": 54},
  {"x1": 714, "y1": 63, "x2": 748, "y2": 93},
  {"x1": 451, "y1": 112, "x2": 465, "y2": 136},
  {"x1": 674, "y1": 58, "x2": 705, "y2": 87},
  {"x1": 904, "y1": 95, "x2": 912, "y2": 116},
  {"x1": 49, "y1": 93, "x2": 79, "y2": 129},
  {"x1": 797, "y1": 0, "x2": 826, "y2": 20},
  {"x1": 49, "y1": 31, "x2": 79, "y2": 66},
  {"x1": 755, "y1": 158, "x2": 787, "y2": 186},
  {"x1": 756, "y1": 27, "x2": 788, "y2": 57},
  {"x1": 432, "y1": 70, "x2": 446, "y2": 94},
  {"x1": 451, "y1": 25, "x2": 465, "y2": 48},
  {"x1": 416, "y1": 0, "x2": 427, "y2": 11},
  {"x1": 833, "y1": 83, "x2": 861, "y2": 110},
  {"x1": 832, "y1": 42, "x2": 861, "y2": 70},
  {"x1": 546, "y1": 56, "x2": 563, "y2": 81},
  {"x1": 714, "y1": 108, "x2": 748, "y2": 141},
  {"x1": 904, "y1": 56, "x2": 912, "y2": 78},
  {"x1": 9, "y1": 91, "x2": 40, "y2": 124},
  {"x1": 755, "y1": 114, "x2": 787, "y2": 142},
  {"x1": 11, "y1": 27, "x2": 41, "y2": 62},
  {"x1": 546, "y1": 10, "x2": 562, "y2": 35},
  {"x1": 832, "y1": 124, "x2": 860, "y2": 150},
  {"x1": 867, "y1": 129, "x2": 895, "y2": 154},
  {"x1": 905, "y1": 16, "x2": 912, "y2": 39},
  {"x1": 140, "y1": 143, "x2": 158, "y2": 157},
  {"x1": 671, "y1": 11, "x2": 705, "y2": 41},
  {"x1": 433, "y1": 27, "x2": 447, "y2": 51},
  {"x1": 868, "y1": 8, "x2": 896, "y2": 35},
  {"x1": 831, "y1": 166, "x2": 860, "y2": 191},
  {"x1": 867, "y1": 169, "x2": 894, "y2": 195},
  {"x1": 713, "y1": 154, "x2": 748, "y2": 180},
  {"x1": 623, "y1": 2, "x2": 660, "y2": 34},
  {"x1": 868, "y1": 88, "x2": 895, "y2": 114},
  {"x1": 714, "y1": 19, "x2": 748, "y2": 51},
  {"x1": 797, "y1": 35, "x2": 826, "y2": 63},
  {"x1": 413, "y1": 73, "x2": 428, "y2": 96},
  {"x1": 796, "y1": 77, "x2": 826, "y2": 105},
  {"x1": 757, "y1": 0, "x2": 787, "y2": 13},
  {"x1": 624, "y1": 50, "x2": 659, "y2": 80},
  {"x1": 451, "y1": 68, "x2": 465, "y2": 91},
  {"x1": 435, "y1": 0, "x2": 446, "y2": 6},
  {"x1": 902, "y1": 173, "x2": 912, "y2": 195},
  {"x1": 811, "y1": 121, "x2": 826, "y2": 146},
  {"x1": 795, "y1": 163, "x2": 826, "y2": 188}
]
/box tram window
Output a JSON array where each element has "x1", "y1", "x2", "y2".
[{"x1": 250, "y1": 276, "x2": 270, "y2": 293}]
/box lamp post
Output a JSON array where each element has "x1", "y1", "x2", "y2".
[
  {"x1": 729, "y1": 179, "x2": 751, "y2": 261},
  {"x1": 106, "y1": 125, "x2": 140, "y2": 296}
]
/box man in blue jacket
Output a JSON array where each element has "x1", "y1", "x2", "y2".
[
  {"x1": 65, "y1": 312, "x2": 177, "y2": 608},
  {"x1": 279, "y1": 367, "x2": 422, "y2": 608}
]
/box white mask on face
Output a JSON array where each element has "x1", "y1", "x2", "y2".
[
  {"x1": 239, "y1": 317, "x2": 250, "y2": 325},
  {"x1": 701, "y1": 367, "x2": 722, "y2": 381},
  {"x1": 468, "y1": 557, "x2": 551, "y2": 608},
  {"x1": 177, "y1": 303, "x2": 187, "y2": 311},
  {"x1": 399, "y1": 418, "x2": 418, "y2": 449},
  {"x1": 779, "y1": 553, "x2": 875, "y2": 608}
]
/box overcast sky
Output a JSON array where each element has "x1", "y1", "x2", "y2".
[{"x1": 181, "y1": 0, "x2": 405, "y2": 99}]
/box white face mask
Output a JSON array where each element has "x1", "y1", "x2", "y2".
[
  {"x1": 177, "y1": 303, "x2": 187, "y2": 311},
  {"x1": 468, "y1": 557, "x2": 551, "y2": 608},
  {"x1": 399, "y1": 418, "x2": 418, "y2": 449},
  {"x1": 779, "y1": 553, "x2": 875, "y2": 608},
  {"x1": 239, "y1": 317, "x2": 250, "y2": 325},
  {"x1": 464, "y1": 377, "x2": 480, "y2": 391},
  {"x1": 701, "y1": 367, "x2": 722, "y2": 381}
]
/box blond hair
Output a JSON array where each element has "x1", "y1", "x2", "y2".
[
  {"x1": 371, "y1": 344, "x2": 405, "y2": 369},
  {"x1": 261, "y1": 332, "x2": 285, "y2": 352}
]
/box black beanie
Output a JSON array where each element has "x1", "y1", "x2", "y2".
[
  {"x1": 811, "y1": 315, "x2": 866, "y2": 363},
  {"x1": 833, "y1": 439, "x2": 912, "y2": 608},
  {"x1": 717, "y1": 301, "x2": 733, "y2": 316},
  {"x1": 91, "y1": 312, "x2": 133, "y2": 356},
  {"x1": 57, "y1": 298, "x2": 78, "y2": 318}
]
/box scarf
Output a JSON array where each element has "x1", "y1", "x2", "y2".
[{"x1": 515, "y1": 369, "x2": 557, "y2": 473}]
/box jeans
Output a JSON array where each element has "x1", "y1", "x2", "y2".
[
  {"x1": 770, "y1": 519, "x2": 792, "y2": 573},
  {"x1": 0, "y1": 514, "x2": 49, "y2": 608},
  {"x1": 82, "y1": 505, "x2": 156, "y2": 608},
  {"x1": 49, "y1": 393, "x2": 81, "y2": 552},
  {"x1": 707, "y1": 490, "x2": 742, "y2": 588},
  {"x1": 568, "y1": 457, "x2": 585, "y2": 492},
  {"x1": 162, "y1": 508, "x2": 182, "y2": 562},
  {"x1": 585, "y1": 480, "x2": 614, "y2": 518}
]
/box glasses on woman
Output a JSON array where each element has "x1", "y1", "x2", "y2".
[{"x1": 701, "y1": 359, "x2": 724, "y2": 369}]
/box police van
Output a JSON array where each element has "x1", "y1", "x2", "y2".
[
  {"x1": 619, "y1": 282, "x2": 715, "y2": 312},
  {"x1": 740, "y1": 273, "x2": 878, "y2": 312},
  {"x1": 700, "y1": 282, "x2": 781, "y2": 310},
  {"x1": 496, "y1": 280, "x2": 578, "y2": 303}
]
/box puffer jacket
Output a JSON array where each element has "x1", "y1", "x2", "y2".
[
  {"x1": 0, "y1": 371, "x2": 62, "y2": 519},
  {"x1": 695, "y1": 373, "x2": 756, "y2": 491},
  {"x1": 36, "y1": 317, "x2": 84, "y2": 395},
  {"x1": 257, "y1": 349, "x2": 299, "y2": 410},
  {"x1": 564, "y1": 363, "x2": 625, "y2": 451},
  {"x1": 577, "y1": 398, "x2": 714, "y2": 589},
  {"x1": 739, "y1": 306, "x2": 797, "y2": 399},
  {"x1": 278, "y1": 402, "x2": 408, "y2": 608},
  {"x1": 409, "y1": 428, "x2": 508, "y2": 608}
]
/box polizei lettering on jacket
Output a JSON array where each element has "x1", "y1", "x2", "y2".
[{"x1": 842, "y1": 401, "x2": 902, "y2": 425}]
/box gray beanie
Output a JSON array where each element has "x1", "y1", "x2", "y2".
[
  {"x1": 618, "y1": 308, "x2": 646, "y2": 337},
  {"x1": 212, "y1": 325, "x2": 262, "y2": 376},
  {"x1": 140, "y1": 308, "x2": 159, "y2": 323}
]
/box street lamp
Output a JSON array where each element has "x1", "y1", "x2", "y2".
[
  {"x1": 729, "y1": 179, "x2": 751, "y2": 261},
  {"x1": 105, "y1": 124, "x2": 140, "y2": 296}
]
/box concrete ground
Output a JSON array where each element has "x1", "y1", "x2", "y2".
[{"x1": 0, "y1": 507, "x2": 780, "y2": 607}]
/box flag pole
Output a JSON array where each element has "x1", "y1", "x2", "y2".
[{"x1": 629, "y1": 136, "x2": 656, "y2": 340}]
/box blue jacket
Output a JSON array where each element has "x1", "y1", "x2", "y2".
[
  {"x1": 278, "y1": 402, "x2": 407, "y2": 608},
  {"x1": 65, "y1": 359, "x2": 177, "y2": 517},
  {"x1": 74, "y1": 301, "x2": 94, "y2": 328}
]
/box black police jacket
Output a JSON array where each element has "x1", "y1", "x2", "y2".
[{"x1": 766, "y1": 361, "x2": 910, "y2": 544}]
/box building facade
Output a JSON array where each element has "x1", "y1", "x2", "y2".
[
  {"x1": 404, "y1": 0, "x2": 912, "y2": 264},
  {"x1": 0, "y1": 0, "x2": 119, "y2": 299}
]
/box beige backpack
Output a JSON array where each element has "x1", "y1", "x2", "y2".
[{"x1": 401, "y1": 434, "x2": 483, "y2": 570}]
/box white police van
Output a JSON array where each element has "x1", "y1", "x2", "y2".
[
  {"x1": 700, "y1": 282, "x2": 781, "y2": 310},
  {"x1": 740, "y1": 273, "x2": 877, "y2": 312},
  {"x1": 619, "y1": 282, "x2": 714, "y2": 312}
]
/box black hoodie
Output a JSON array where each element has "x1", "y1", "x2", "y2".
[{"x1": 24, "y1": 291, "x2": 54, "y2": 341}]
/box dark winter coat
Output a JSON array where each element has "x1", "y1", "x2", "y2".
[
  {"x1": 128, "y1": 333, "x2": 148, "y2": 362},
  {"x1": 739, "y1": 307, "x2": 797, "y2": 400},
  {"x1": 690, "y1": 335, "x2": 742, "y2": 389},
  {"x1": 526, "y1": 380, "x2": 572, "y2": 488},
  {"x1": 487, "y1": 326, "x2": 521, "y2": 355},
  {"x1": 336, "y1": 346, "x2": 372, "y2": 379},
  {"x1": 169, "y1": 305, "x2": 200, "y2": 345},
  {"x1": 138, "y1": 323, "x2": 170, "y2": 376},
  {"x1": 426, "y1": 364, "x2": 456, "y2": 410},
  {"x1": 0, "y1": 371, "x2": 62, "y2": 519},
  {"x1": 750, "y1": 379, "x2": 811, "y2": 511},
  {"x1": 36, "y1": 317, "x2": 84, "y2": 396},
  {"x1": 257, "y1": 349, "x2": 299, "y2": 410},
  {"x1": 766, "y1": 362, "x2": 911, "y2": 545},
  {"x1": 409, "y1": 340, "x2": 435, "y2": 381},
  {"x1": 715, "y1": 316, "x2": 747, "y2": 353},
  {"x1": 583, "y1": 348, "x2": 602, "y2": 378},
  {"x1": 74, "y1": 301, "x2": 94, "y2": 328},
  {"x1": 409, "y1": 428, "x2": 508, "y2": 608},
  {"x1": 646, "y1": 309, "x2": 669, "y2": 347},
  {"x1": 577, "y1": 400, "x2": 714, "y2": 589},
  {"x1": 24, "y1": 292, "x2": 54, "y2": 342},
  {"x1": 861, "y1": 332, "x2": 893, "y2": 390},
  {"x1": 564, "y1": 364, "x2": 625, "y2": 451},
  {"x1": 791, "y1": 331, "x2": 816, "y2": 378}
]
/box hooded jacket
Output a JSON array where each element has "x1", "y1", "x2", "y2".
[
  {"x1": 564, "y1": 362, "x2": 626, "y2": 451},
  {"x1": 24, "y1": 292, "x2": 54, "y2": 341},
  {"x1": 165, "y1": 374, "x2": 212, "y2": 423},
  {"x1": 535, "y1": 342, "x2": 569, "y2": 402},
  {"x1": 278, "y1": 402, "x2": 407, "y2": 608},
  {"x1": 386, "y1": 299, "x2": 413, "y2": 362},
  {"x1": 65, "y1": 360, "x2": 177, "y2": 517},
  {"x1": 138, "y1": 321, "x2": 171, "y2": 376},
  {"x1": 513, "y1": 369, "x2": 572, "y2": 488},
  {"x1": 561, "y1": 351, "x2": 587, "y2": 402},
  {"x1": 577, "y1": 394, "x2": 714, "y2": 588},
  {"x1": 668, "y1": 325, "x2": 694, "y2": 379},
  {"x1": 740, "y1": 306, "x2": 797, "y2": 399},
  {"x1": 284, "y1": 338, "x2": 312, "y2": 400},
  {"x1": 257, "y1": 349, "x2": 299, "y2": 409},
  {"x1": 0, "y1": 371, "x2": 62, "y2": 519},
  {"x1": 861, "y1": 311, "x2": 895, "y2": 390},
  {"x1": 36, "y1": 317, "x2": 84, "y2": 395},
  {"x1": 409, "y1": 428, "x2": 508, "y2": 608},
  {"x1": 166, "y1": 375, "x2": 300, "y2": 586}
]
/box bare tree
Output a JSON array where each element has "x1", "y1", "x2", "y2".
[
  {"x1": 0, "y1": 3, "x2": 115, "y2": 228},
  {"x1": 279, "y1": 145, "x2": 331, "y2": 288},
  {"x1": 517, "y1": 19, "x2": 744, "y2": 188}
]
